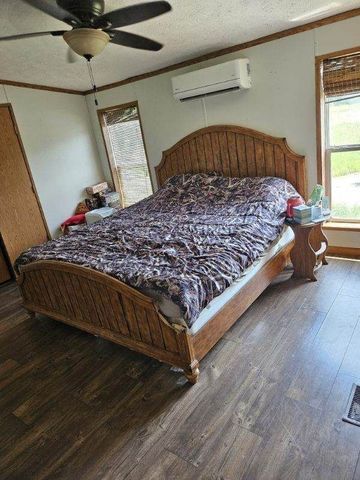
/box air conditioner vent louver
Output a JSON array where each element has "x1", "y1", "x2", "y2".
[{"x1": 179, "y1": 86, "x2": 241, "y2": 102}]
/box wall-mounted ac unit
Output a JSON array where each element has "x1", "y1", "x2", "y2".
[{"x1": 172, "y1": 59, "x2": 251, "y2": 102}]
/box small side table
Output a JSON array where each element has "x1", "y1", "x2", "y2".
[{"x1": 287, "y1": 220, "x2": 329, "y2": 281}]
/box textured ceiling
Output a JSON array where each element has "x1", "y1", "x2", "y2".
[{"x1": 0, "y1": 0, "x2": 359, "y2": 91}]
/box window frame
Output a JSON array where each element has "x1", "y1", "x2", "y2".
[
  {"x1": 97, "y1": 101, "x2": 154, "y2": 208},
  {"x1": 316, "y1": 45, "x2": 360, "y2": 228}
]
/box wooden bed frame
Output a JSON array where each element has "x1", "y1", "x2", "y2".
[{"x1": 17, "y1": 125, "x2": 306, "y2": 384}]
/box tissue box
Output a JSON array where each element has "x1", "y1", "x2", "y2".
[
  {"x1": 293, "y1": 204, "x2": 312, "y2": 224},
  {"x1": 293, "y1": 204, "x2": 312, "y2": 218}
]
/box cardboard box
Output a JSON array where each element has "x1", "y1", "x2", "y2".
[{"x1": 86, "y1": 182, "x2": 108, "y2": 195}]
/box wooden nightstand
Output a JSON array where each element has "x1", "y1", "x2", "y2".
[{"x1": 287, "y1": 220, "x2": 329, "y2": 281}]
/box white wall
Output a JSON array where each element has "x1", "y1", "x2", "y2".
[
  {"x1": 0, "y1": 86, "x2": 104, "y2": 237},
  {"x1": 86, "y1": 15, "x2": 360, "y2": 248}
]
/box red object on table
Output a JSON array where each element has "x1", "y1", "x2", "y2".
[{"x1": 287, "y1": 196, "x2": 304, "y2": 217}]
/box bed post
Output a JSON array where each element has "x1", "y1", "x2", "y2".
[
  {"x1": 184, "y1": 361, "x2": 200, "y2": 384},
  {"x1": 176, "y1": 327, "x2": 200, "y2": 384}
]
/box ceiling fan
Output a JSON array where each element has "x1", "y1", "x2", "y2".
[{"x1": 0, "y1": 0, "x2": 172, "y2": 60}]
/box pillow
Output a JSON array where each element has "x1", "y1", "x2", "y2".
[
  {"x1": 153, "y1": 173, "x2": 300, "y2": 217},
  {"x1": 162, "y1": 174, "x2": 299, "y2": 199},
  {"x1": 163, "y1": 172, "x2": 222, "y2": 189}
]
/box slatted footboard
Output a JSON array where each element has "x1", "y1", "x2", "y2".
[{"x1": 17, "y1": 261, "x2": 199, "y2": 383}]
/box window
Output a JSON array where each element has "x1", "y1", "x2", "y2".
[
  {"x1": 99, "y1": 102, "x2": 153, "y2": 208},
  {"x1": 321, "y1": 52, "x2": 360, "y2": 223},
  {"x1": 325, "y1": 96, "x2": 360, "y2": 221}
]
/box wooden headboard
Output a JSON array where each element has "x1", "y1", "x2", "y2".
[{"x1": 155, "y1": 125, "x2": 307, "y2": 198}]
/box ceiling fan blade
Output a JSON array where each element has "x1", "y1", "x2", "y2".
[
  {"x1": 21, "y1": 0, "x2": 80, "y2": 26},
  {"x1": 0, "y1": 30, "x2": 66, "y2": 42},
  {"x1": 95, "y1": 1, "x2": 171, "y2": 29},
  {"x1": 107, "y1": 30, "x2": 163, "y2": 51}
]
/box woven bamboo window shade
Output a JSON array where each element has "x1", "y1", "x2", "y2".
[
  {"x1": 103, "y1": 105, "x2": 153, "y2": 207},
  {"x1": 104, "y1": 106, "x2": 138, "y2": 126},
  {"x1": 323, "y1": 52, "x2": 360, "y2": 98}
]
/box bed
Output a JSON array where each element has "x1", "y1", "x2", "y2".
[{"x1": 16, "y1": 125, "x2": 306, "y2": 384}]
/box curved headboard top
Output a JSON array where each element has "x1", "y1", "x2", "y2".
[{"x1": 155, "y1": 125, "x2": 307, "y2": 198}]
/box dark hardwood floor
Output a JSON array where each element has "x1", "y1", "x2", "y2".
[{"x1": 1, "y1": 257, "x2": 360, "y2": 480}]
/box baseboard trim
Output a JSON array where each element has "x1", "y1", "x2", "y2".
[{"x1": 327, "y1": 246, "x2": 360, "y2": 259}]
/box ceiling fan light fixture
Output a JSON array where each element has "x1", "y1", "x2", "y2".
[{"x1": 63, "y1": 28, "x2": 109, "y2": 58}]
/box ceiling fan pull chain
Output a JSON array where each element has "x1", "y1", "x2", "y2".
[{"x1": 86, "y1": 58, "x2": 99, "y2": 106}]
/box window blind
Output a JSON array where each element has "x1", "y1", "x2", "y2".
[
  {"x1": 323, "y1": 53, "x2": 360, "y2": 98},
  {"x1": 103, "y1": 106, "x2": 153, "y2": 208}
]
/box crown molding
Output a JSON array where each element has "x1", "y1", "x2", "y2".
[
  {"x1": 0, "y1": 79, "x2": 84, "y2": 96},
  {"x1": 84, "y1": 7, "x2": 360, "y2": 95},
  {"x1": 1, "y1": 7, "x2": 359, "y2": 97}
]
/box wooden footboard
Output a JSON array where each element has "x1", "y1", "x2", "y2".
[
  {"x1": 17, "y1": 239, "x2": 293, "y2": 385},
  {"x1": 17, "y1": 261, "x2": 199, "y2": 383}
]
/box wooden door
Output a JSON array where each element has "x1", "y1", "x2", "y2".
[{"x1": 0, "y1": 105, "x2": 48, "y2": 267}]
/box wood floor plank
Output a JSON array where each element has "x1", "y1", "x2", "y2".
[
  {"x1": 225, "y1": 277, "x2": 306, "y2": 342},
  {"x1": 0, "y1": 413, "x2": 29, "y2": 456},
  {"x1": 1, "y1": 259, "x2": 360, "y2": 480},
  {"x1": 40, "y1": 369, "x2": 187, "y2": 480},
  {"x1": 164, "y1": 307, "x2": 322, "y2": 465},
  {"x1": 0, "y1": 309, "x2": 29, "y2": 335},
  {"x1": 245, "y1": 373, "x2": 360, "y2": 480},
  {"x1": 353, "y1": 454, "x2": 360, "y2": 480},
  {"x1": 199, "y1": 438, "x2": 262, "y2": 479},
  {"x1": 309, "y1": 372, "x2": 360, "y2": 480},
  {"x1": 164, "y1": 367, "x2": 256, "y2": 467},
  {"x1": 0, "y1": 367, "x2": 43, "y2": 419},
  {"x1": 287, "y1": 295, "x2": 360, "y2": 409},
  {"x1": 301, "y1": 257, "x2": 352, "y2": 313},
  {"x1": 243, "y1": 396, "x2": 320, "y2": 480},
  {"x1": 340, "y1": 260, "x2": 360, "y2": 298},
  {"x1": 0, "y1": 284, "x2": 21, "y2": 312},
  {"x1": 232, "y1": 307, "x2": 325, "y2": 437},
  {"x1": 1, "y1": 396, "x2": 106, "y2": 480},
  {"x1": 185, "y1": 415, "x2": 262, "y2": 479},
  {"x1": 126, "y1": 449, "x2": 199, "y2": 480},
  {"x1": 339, "y1": 311, "x2": 360, "y2": 377}
]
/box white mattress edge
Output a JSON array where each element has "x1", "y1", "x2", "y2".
[
  {"x1": 189, "y1": 225, "x2": 294, "y2": 334},
  {"x1": 141, "y1": 225, "x2": 294, "y2": 334}
]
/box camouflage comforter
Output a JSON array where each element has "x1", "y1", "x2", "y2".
[{"x1": 15, "y1": 174, "x2": 298, "y2": 327}]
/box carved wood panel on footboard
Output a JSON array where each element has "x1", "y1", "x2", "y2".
[{"x1": 17, "y1": 261, "x2": 199, "y2": 381}]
